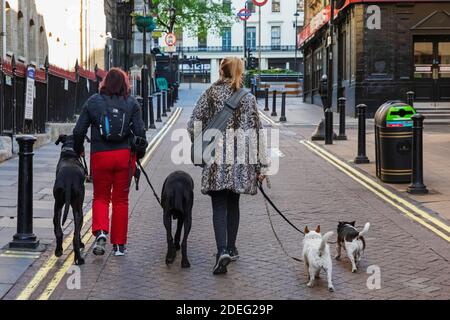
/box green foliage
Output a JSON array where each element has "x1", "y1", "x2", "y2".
[{"x1": 151, "y1": 0, "x2": 236, "y2": 35}]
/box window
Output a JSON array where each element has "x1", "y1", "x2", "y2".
[
  {"x1": 297, "y1": 0, "x2": 304, "y2": 12},
  {"x1": 271, "y1": 26, "x2": 281, "y2": 50},
  {"x1": 198, "y1": 33, "x2": 207, "y2": 50},
  {"x1": 272, "y1": 0, "x2": 280, "y2": 13},
  {"x1": 222, "y1": 0, "x2": 232, "y2": 12},
  {"x1": 222, "y1": 27, "x2": 231, "y2": 50},
  {"x1": 246, "y1": 27, "x2": 256, "y2": 50}
]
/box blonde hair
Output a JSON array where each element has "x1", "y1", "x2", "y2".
[{"x1": 219, "y1": 57, "x2": 244, "y2": 91}]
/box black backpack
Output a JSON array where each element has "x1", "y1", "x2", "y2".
[{"x1": 98, "y1": 95, "x2": 131, "y2": 142}]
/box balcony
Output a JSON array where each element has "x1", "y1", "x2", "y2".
[{"x1": 178, "y1": 45, "x2": 297, "y2": 53}]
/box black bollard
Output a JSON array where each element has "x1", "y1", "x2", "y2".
[
  {"x1": 162, "y1": 90, "x2": 167, "y2": 117},
  {"x1": 325, "y1": 108, "x2": 333, "y2": 145},
  {"x1": 149, "y1": 95, "x2": 156, "y2": 129},
  {"x1": 254, "y1": 84, "x2": 258, "y2": 99},
  {"x1": 407, "y1": 114, "x2": 428, "y2": 194},
  {"x1": 337, "y1": 97, "x2": 347, "y2": 140},
  {"x1": 251, "y1": 83, "x2": 255, "y2": 96},
  {"x1": 9, "y1": 136, "x2": 40, "y2": 250},
  {"x1": 264, "y1": 88, "x2": 269, "y2": 111},
  {"x1": 156, "y1": 93, "x2": 162, "y2": 122},
  {"x1": 354, "y1": 104, "x2": 370, "y2": 164},
  {"x1": 167, "y1": 88, "x2": 172, "y2": 112},
  {"x1": 406, "y1": 91, "x2": 415, "y2": 108},
  {"x1": 271, "y1": 90, "x2": 277, "y2": 117},
  {"x1": 280, "y1": 91, "x2": 287, "y2": 122}
]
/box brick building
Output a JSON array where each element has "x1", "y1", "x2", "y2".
[{"x1": 300, "y1": 0, "x2": 450, "y2": 116}]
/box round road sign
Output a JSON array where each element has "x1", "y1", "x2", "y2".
[
  {"x1": 252, "y1": 0, "x2": 269, "y2": 7},
  {"x1": 237, "y1": 8, "x2": 251, "y2": 21},
  {"x1": 165, "y1": 33, "x2": 177, "y2": 46}
]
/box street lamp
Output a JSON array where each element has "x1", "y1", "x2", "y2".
[{"x1": 293, "y1": 11, "x2": 300, "y2": 73}]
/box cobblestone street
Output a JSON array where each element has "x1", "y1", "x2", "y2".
[{"x1": 6, "y1": 85, "x2": 449, "y2": 300}]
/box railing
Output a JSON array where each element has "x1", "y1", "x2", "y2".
[
  {"x1": 178, "y1": 45, "x2": 297, "y2": 53},
  {"x1": 0, "y1": 56, "x2": 105, "y2": 135}
]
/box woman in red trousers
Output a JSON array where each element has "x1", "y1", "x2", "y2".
[{"x1": 73, "y1": 68, "x2": 147, "y2": 256}]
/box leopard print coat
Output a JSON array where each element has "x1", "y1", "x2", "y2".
[{"x1": 187, "y1": 79, "x2": 268, "y2": 195}]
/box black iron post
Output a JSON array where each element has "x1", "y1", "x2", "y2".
[
  {"x1": 407, "y1": 91, "x2": 415, "y2": 108},
  {"x1": 337, "y1": 97, "x2": 347, "y2": 140},
  {"x1": 0, "y1": 58, "x2": 3, "y2": 134},
  {"x1": 141, "y1": 2, "x2": 149, "y2": 130},
  {"x1": 74, "y1": 60, "x2": 79, "y2": 118},
  {"x1": 407, "y1": 114, "x2": 428, "y2": 194},
  {"x1": 11, "y1": 55, "x2": 17, "y2": 136},
  {"x1": 167, "y1": 88, "x2": 172, "y2": 112},
  {"x1": 354, "y1": 104, "x2": 370, "y2": 164},
  {"x1": 294, "y1": 11, "x2": 300, "y2": 72},
  {"x1": 280, "y1": 91, "x2": 287, "y2": 122},
  {"x1": 9, "y1": 136, "x2": 40, "y2": 250},
  {"x1": 156, "y1": 92, "x2": 162, "y2": 122},
  {"x1": 271, "y1": 90, "x2": 277, "y2": 117},
  {"x1": 149, "y1": 94, "x2": 156, "y2": 129},
  {"x1": 162, "y1": 90, "x2": 167, "y2": 117},
  {"x1": 264, "y1": 88, "x2": 269, "y2": 111},
  {"x1": 44, "y1": 56, "x2": 50, "y2": 123},
  {"x1": 325, "y1": 108, "x2": 333, "y2": 145}
]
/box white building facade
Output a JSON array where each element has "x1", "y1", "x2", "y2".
[{"x1": 166, "y1": 0, "x2": 305, "y2": 83}]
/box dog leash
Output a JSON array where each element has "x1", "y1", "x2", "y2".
[
  {"x1": 136, "y1": 159, "x2": 162, "y2": 207},
  {"x1": 258, "y1": 179, "x2": 303, "y2": 263},
  {"x1": 258, "y1": 181, "x2": 304, "y2": 235}
]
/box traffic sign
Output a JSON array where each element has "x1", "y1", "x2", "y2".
[
  {"x1": 165, "y1": 32, "x2": 177, "y2": 46},
  {"x1": 237, "y1": 8, "x2": 251, "y2": 21},
  {"x1": 252, "y1": 0, "x2": 268, "y2": 7}
]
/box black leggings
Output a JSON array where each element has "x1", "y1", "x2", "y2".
[{"x1": 210, "y1": 189, "x2": 240, "y2": 252}]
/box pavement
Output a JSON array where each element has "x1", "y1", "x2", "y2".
[{"x1": 1, "y1": 84, "x2": 450, "y2": 300}]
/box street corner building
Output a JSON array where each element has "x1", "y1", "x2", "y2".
[{"x1": 300, "y1": 0, "x2": 450, "y2": 117}]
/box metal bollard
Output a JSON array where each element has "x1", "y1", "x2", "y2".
[
  {"x1": 251, "y1": 83, "x2": 255, "y2": 96},
  {"x1": 9, "y1": 136, "x2": 40, "y2": 249},
  {"x1": 149, "y1": 95, "x2": 156, "y2": 129},
  {"x1": 325, "y1": 108, "x2": 333, "y2": 145},
  {"x1": 354, "y1": 104, "x2": 370, "y2": 164},
  {"x1": 406, "y1": 91, "x2": 415, "y2": 108},
  {"x1": 271, "y1": 90, "x2": 277, "y2": 117},
  {"x1": 162, "y1": 91, "x2": 167, "y2": 117},
  {"x1": 337, "y1": 97, "x2": 347, "y2": 140},
  {"x1": 156, "y1": 93, "x2": 162, "y2": 122},
  {"x1": 407, "y1": 114, "x2": 428, "y2": 194},
  {"x1": 167, "y1": 88, "x2": 172, "y2": 112},
  {"x1": 254, "y1": 84, "x2": 258, "y2": 99},
  {"x1": 264, "y1": 88, "x2": 269, "y2": 111},
  {"x1": 280, "y1": 91, "x2": 287, "y2": 122}
]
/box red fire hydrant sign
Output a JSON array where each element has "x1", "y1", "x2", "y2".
[{"x1": 252, "y1": 0, "x2": 268, "y2": 6}]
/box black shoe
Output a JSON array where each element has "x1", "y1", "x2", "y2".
[
  {"x1": 213, "y1": 249, "x2": 231, "y2": 275},
  {"x1": 93, "y1": 231, "x2": 107, "y2": 256},
  {"x1": 229, "y1": 247, "x2": 239, "y2": 262}
]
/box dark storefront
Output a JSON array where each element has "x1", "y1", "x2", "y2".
[{"x1": 300, "y1": 0, "x2": 450, "y2": 117}]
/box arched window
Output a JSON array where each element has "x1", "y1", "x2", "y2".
[
  {"x1": 5, "y1": 2, "x2": 12, "y2": 54},
  {"x1": 29, "y1": 19, "x2": 37, "y2": 63},
  {"x1": 17, "y1": 11, "x2": 25, "y2": 57}
]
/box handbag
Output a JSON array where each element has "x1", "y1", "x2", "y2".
[{"x1": 191, "y1": 88, "x2": 249, "y2": 167}]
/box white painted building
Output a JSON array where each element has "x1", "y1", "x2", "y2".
[{"x1": 161, "y1": 0, "x2": 305, "y2": 83}]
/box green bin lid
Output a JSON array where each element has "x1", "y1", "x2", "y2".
[
  {"x1": 156, "y1": 77, "x2": 169, "y2": 91},
  {"x1": 374, "y1": 101, "x2": 416, "y2": 128}
]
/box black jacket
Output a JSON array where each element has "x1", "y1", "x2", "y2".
[{"x1": 73, "y1": 94, "x2": 146, "y2": 155}]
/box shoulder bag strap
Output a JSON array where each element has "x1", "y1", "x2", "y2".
[{"x1": 225, "y1": 88, "x2": 250, "y2": 111}]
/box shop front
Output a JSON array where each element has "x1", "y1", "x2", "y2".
[{"x1": 299, "y1": 0, "x2": 450, "y2": 117}]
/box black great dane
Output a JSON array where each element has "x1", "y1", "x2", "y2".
[
  {"x1": 161, "y1": 171, "x2": 194, "y2": 268},
  {"x1": 53, "y1": 134, "x2": 87, "y2": 265}
]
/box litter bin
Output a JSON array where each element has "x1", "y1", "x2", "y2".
[{"x1": 375, "y1": 101, "x2": 416, "y2": 183}]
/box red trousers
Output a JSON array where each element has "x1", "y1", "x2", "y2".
[{"x1": 91, "y1": 149, "x2": 136, "y2": 245}]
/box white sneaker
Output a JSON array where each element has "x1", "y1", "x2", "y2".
[{"x1": 113, "y1": 244, "x2": 127, "y2": 256}]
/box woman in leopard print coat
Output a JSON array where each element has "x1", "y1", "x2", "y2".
[{"x1": 187, "y1": 57, "x2": 268, "y2": 275}]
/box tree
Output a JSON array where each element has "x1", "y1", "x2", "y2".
[{"x1": 150, "y1": 0, "x2": 236, "y2": 36}]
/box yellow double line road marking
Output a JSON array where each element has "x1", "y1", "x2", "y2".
[
  {"x1": 300, "y1": 139, "x2": 450, "y2": 243},
  {"x1": 258, "y1": 110, "x2": 278, "y2": 126},
  {"x1": 17, "y1": 107, "x2": 182, "y2": 300}
]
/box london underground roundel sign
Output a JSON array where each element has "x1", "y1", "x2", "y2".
[
  {"x1": 252, "y1": 0, "x2": 268, "y2": 7},
  {"x1": 237, "y1": 8, "x2": 251, "y2": 21}
]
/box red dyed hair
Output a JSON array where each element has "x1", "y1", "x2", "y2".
[{"x1": 99, "y1": 68, "x2": 131, "y2": 98}]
